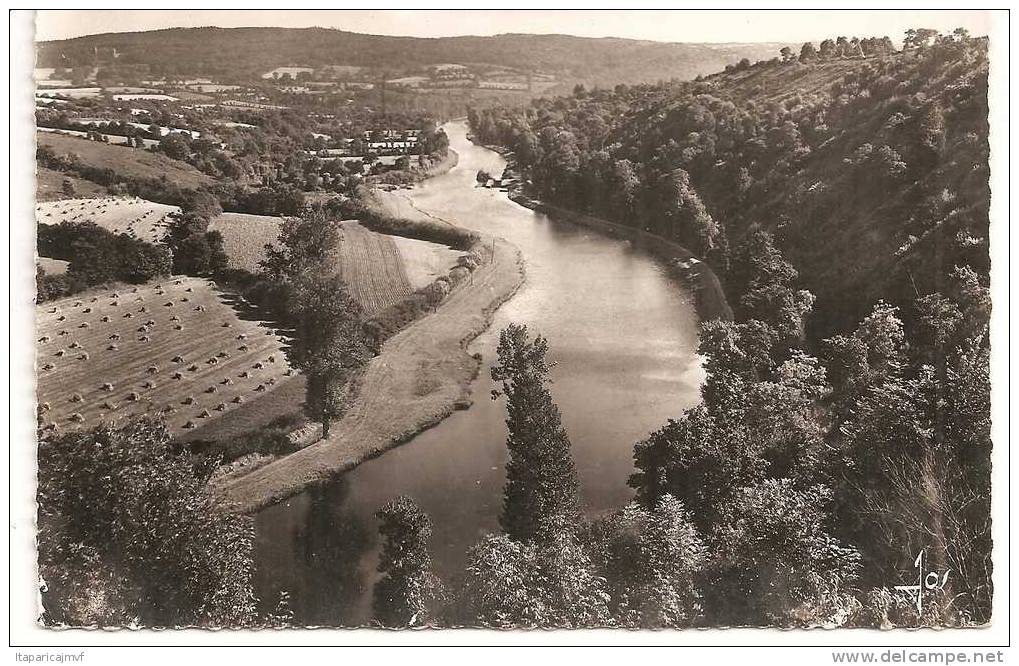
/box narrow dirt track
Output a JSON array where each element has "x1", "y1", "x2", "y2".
[{"x1": 215, "y1": 233, "x2": 523, "y2": 513}]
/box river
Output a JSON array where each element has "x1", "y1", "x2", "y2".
[{"x1": 253, "y1": 121, "x2": 705, "y2": 625}]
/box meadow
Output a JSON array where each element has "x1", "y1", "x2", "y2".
[
  {"x1": 389, "y1": 235, "x2": 463, "y2": 289},
  {"x1": 36, "y1": 132, "x2": 213, "y2": 189}
]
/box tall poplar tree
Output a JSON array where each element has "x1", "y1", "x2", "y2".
[{"x1": 490, "y1": 324, "x2": 581, "y2": 542}]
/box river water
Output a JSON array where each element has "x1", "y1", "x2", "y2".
[{"x1": 253, "y1": 121, "x2": 704, "y2": 625}]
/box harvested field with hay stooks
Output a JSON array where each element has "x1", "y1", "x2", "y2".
[
  {"x1": 36, "y1": 197, "x2": 180, "y2": 244},
  {"x1": 36, "y1": 276, "x2": 297, "y2": 436},
  {"x1": 36, "y1": 166, "x2": 107, "y2": 202},
  {"x1": 36, "y1": 256, "x2": 69, "y2": 275}
]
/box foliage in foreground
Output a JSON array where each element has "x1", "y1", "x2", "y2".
[
  {"x1": 37, "y1": 418, "x2": 257, "y2": 627},
  {"x1": 372, "y1": 496, "x2": 445, "y2": 627}
]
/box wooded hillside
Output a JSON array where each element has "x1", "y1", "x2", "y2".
[{"x1": 470, "y1": 33, "x2": 989, "y2": 337}]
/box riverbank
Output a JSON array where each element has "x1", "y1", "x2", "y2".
[
  {"x1": 215, "y1": 191, "x2": 524, "y2": 513},
  {"x1": 367, "y1": 149, "x2": 459, "y2": 188},
  {"x1": 507, "y1": 189, "x2": 732, "y2": 322},
  {"x1": 472, "y1": 138, "x2": 732, "y2": 322}
]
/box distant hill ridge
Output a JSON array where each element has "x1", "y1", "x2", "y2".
[{"x1": 36, "y1": 26, "x2": 789, "y2": 86}]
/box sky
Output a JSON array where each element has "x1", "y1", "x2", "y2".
[{"x1": 34, "y1": 9, "x2": 994, "y2": 45}]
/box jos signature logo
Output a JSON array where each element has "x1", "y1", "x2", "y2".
[{"x1": 894, "y1": 549, "x2": 950, "y2": 614}]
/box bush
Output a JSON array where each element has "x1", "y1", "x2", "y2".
[
  {"x1": 183, "y1": 414, "x2": 302, "y2": 462},
  {"x1": 37, "y1": 221, "x2": 171, "y2": 297}
]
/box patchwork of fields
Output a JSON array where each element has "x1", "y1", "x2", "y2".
[
  {"x1": 34, "y1": 197, "x2": 464, "y2": 441},
  {"x1": 36, "y1": 167, "x2": 107, "y2": 202},
  {"x1": 37, "y1": 132, "x2": 214, "y2": 189},
  {"x1": 36, "y1": 197, "x2": 180, "y2": 243},
  {"x1": 36, "y1": 276, "x2": 297, "y2": 436}
]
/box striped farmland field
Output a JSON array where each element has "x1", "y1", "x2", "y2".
[{"x1": 336, "y1": 221, "x2": 413, "y2": 315}]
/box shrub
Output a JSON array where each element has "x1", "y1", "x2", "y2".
[
  {"x1": 37, "y1": 221, "x2": 171, "y2": 298},
  {"x1": 183, "y1": 414, "x2": 302, "y2": 462}
]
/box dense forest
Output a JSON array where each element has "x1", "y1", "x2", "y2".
[
  {"x1": 469, "y1": 30, "x2": 989, "y2": 338},
  {"x1": 36, "y1": 27, "x2": 785, "y2": 89}
]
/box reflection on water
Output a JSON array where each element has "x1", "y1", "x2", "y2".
[
  {"x1": 255, "y1": 480, "x2": 375, "y2": 625},
  {"x1": 254, "y1": 121, "x2": 705, "y2": 626}
]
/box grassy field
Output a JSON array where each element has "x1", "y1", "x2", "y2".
[
  {"x1": 37, "y1": 276, "x2": 297, "y2": 437},
  {"x1": 36, "y1": 197, "x2": 180, "y2": 244},
  {"x1": 217, "y1": 235, "x2": 523, "y2": 512},
  {"x1": 183, "y1": 374, "x2": 307, "y2": 443},
  {"x1": 37, "y1": 131, "x2": 213, "y2": 189},
  {"x1": 37, "y1": 257, "x2": 69, "y2": 275},
  {"x1": 36, "y1": 167, "x2": 107, "y2": 202},
  {"x1": 389, "y1": 235, "x2": 462, "y2": 290},
  {"x1": 207, "y1": 212, "x2": 285, "y2": 272}
]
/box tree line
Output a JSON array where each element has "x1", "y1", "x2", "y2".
[{"x1": 35, "y1": 27, "x2": 991, "y2": 628}]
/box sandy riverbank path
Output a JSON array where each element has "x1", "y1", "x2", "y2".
[{"x1": 215, "y1": 199, "x2": 523, "y2": 512}]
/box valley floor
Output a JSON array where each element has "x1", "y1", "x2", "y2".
[{"x1": 214, "y1": 190, "x2": 524, "y2": 513}]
